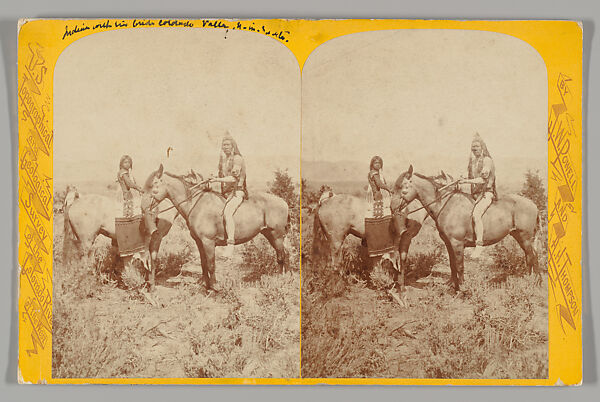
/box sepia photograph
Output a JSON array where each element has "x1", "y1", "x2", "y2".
[
  {"x1": 52, "y1": 28, "x2": 301, "y2": 378},
  {"x1": 301, "y1": 29, "x2": 549, "y2": 379},
  {"x1": 16, "y1": 18, "x2": 582, "y2": 385}
]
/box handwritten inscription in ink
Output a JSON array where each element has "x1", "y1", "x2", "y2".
[
  {"x1": 201, "y1": 20, "x2": 292, "y2": 43},
  {"x1": 61, "y1": 19, "x2": 197, "y2": 40},
  {"x1": 60, "y1": 19, "x2": 292, "y2": 44},
  {"x1": 62, "y1": 24, "x2": 91, "y2": 40}
]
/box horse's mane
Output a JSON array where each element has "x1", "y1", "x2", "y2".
[
  {"x1": 144, "y1": 169, "x2": 206, "y2": 199},
  {"x1": 414, "y1": 172, "x2": 444, "y2": 189},
  {"x1": 394, "y1": 171, "x2": 442, "y2": 188},
  {"x1": 164, "y1": 171, "x2": 187, "y2": 181},
  {"x1": 413, "y1": 171, "x2": 474, "y2": 201},
  {"x1": 160, "y1": 172, "x2": 189, "y2": 198}
]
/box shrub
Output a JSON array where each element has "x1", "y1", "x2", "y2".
[
  {"x1": 419, "y1": 275, "x2": 548, "y2": 379},
  {"x1": 490, "y1": 241, "x2": 527, "y2": 282},
  {"x1": 301, "y1": 209, "x2": 547, "y2": 379},
  {"x1": 241, "y1": 217, "x2": 300, "y2": 279},
  {"x1": 155, "y1": 242, "x2": 195, "y2": 277},
  {"x1": 519, "y1": 169, "x2": 547, "y2": 214},
  {"x1": 369, "y1": 262, "x2": 394, "y2": 290},
  {"x1": 300, "y1": 178, "x2": 320, "y2": 208},
  {"x1": 405, "y1": 248, "x2": 444, "y2": 280},
  {"x1": 268, "y1": 169, "x2": 297, "y2": 208},
  {"x1": 121, "y1": 258, "x2": 147, "y2": 290},
  {"x1": 53, "y1": 296, "x2": 142, "y2": 378},
  {"x1": 301, "y1": 297, "x2": 387, "y2": 378},
  {"x1": 339, "y1": 238, "x2": 365, "y2": 275}
]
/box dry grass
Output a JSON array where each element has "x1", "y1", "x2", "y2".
[
  {"x1": 53, "y1": 207, "x2": 300, "y2": 378},
  {"x1": 301, "y1": 210, "x2": 548, "y2": 379}
]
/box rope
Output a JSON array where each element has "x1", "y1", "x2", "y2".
[
  {"x1": 150, "y1": 179, "x2": 211, "y2": 215},
  {"x1": 392, "y1": 179, "x2": 461, "y2": 217}
]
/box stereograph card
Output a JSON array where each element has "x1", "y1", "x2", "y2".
[{"x1": 16, "y1": 19, "x2": 583, "y2": 385}]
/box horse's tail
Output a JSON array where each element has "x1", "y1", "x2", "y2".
[
  {"x1": 311, "y1": 205, "x2": 330, "y2": 262},
  {"x1": 62, "y1": 187, "x2": 79, "y2": 262},
  {"x1": 533, "y1": 211, "x2": 544, "y2": 254},
  {"x1": 285, "y1": 203, "x2": 291, "y2": 233}
]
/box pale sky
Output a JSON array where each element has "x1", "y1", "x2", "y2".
[
  {"x1": 54, "y1": 28, "x2": 548, "y2": 190},
  {"x1": 54, "y1": 28, "x2": 300, "y2": 187},
  {"x1": 302, "y1": 29, "x2": 548, "y2": 180}
]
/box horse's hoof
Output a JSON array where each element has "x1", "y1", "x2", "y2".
[
  {"x1": 456, "y1": 288, "x2": 470, "y2": 299},
  {"x1": 444, "y1": 279, "x2": 460, "y2": 294},
  {"x1": 388, "y1": 289, "x2": 406, "y2": 307}
]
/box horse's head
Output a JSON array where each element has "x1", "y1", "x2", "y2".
[
  {"x1": 63, "y1": 185, "x2": 79, "y2": 210},
  {"x1": 140, "y1": 191, "x2": 154, "y2": 212},
  {"x1": 392, "y1": 165, "x2": 417, "y2": 209},
  {"x1": 144, "y1": 164, "x2": 168, "y2": 203}
]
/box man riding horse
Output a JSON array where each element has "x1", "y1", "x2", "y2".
[
  {"x1": 458, "y1": 133, "x2": 497, "y2": 258},
  {"x1": 209, "y1": 133, "x2": 248, "y2": 258}
]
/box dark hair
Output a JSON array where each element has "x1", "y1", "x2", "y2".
[
  {"x1": 119, "y1": 155, "x2": 133, "y2": 169},
  {"x1": 370, "y1": 155, "x2": 383, "y2": 171}
]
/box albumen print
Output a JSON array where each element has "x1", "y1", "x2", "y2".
[
  {"x1": 301, "y1": 30, "x2": 549, "y2": 379},
  {"x1": 17, "y1": 19, "x2": 582, "y2": 385},
  {"x1": 52, "y1": 28, "x2": 301, "y2": 378}
]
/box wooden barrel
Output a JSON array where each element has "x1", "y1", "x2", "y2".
[
  {"x1": 364, "y1": 215, "x2": 394, "y2": 257},
  {"x1": 115, "y1": 215, "x2": 145, "y2": 257}
]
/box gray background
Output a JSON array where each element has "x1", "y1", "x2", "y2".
[{"x1": 1, "y1": 0, "x2": 597, "y2": 400}]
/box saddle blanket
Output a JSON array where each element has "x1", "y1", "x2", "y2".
[
  {"x1": 364, "y1": 215, "x2": 395, "y2": 257},
  {"x1": 115, "y1": 215, "x2": 146, "y2": 257}
]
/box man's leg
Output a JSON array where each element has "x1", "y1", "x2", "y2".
[
  {"x1": 223, "y1": 194, "x2": 243, "y2": 257},
  {"x1": 471, "y1": 192, "x2": 492, "y2": 258}
]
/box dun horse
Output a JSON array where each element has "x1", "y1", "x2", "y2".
[
  {"x1": 312, "y1": 187, "x2": 441, "y2": 289},
  {"x1": 63, "y1": 186, "x2": 176, "y2": 289},
  {"x1": 391, "y1": 165, "x2": 541, "y2": 291},
  {"x1": 143, "y1": 165, "x2": 289, "y2": 290}
]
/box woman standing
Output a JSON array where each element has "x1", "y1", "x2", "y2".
[
  {"x1": 117, "y1": 155, "x2": 143, "y2": 217},
  {"x1": 366, "y1": 155, "x2": 392, "y2": 218}
]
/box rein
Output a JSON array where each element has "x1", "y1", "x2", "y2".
[
  {"x1": 148, "y1": 179, "x2": 211, "y2": 215},
  {"x1": 392, "y1": 179, "x2": 461, "y2": 219}
]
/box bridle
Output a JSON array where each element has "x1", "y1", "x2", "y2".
[
  {"x1": 145, "y1": 178, "x2": 211, "y2": 216},
  {"x1": 391, "y1": 179, "x2": 461, "y2": 220}
]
